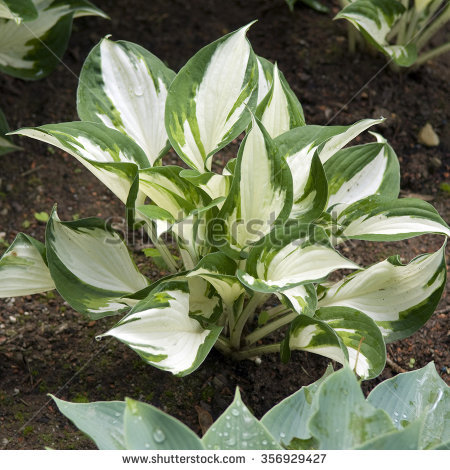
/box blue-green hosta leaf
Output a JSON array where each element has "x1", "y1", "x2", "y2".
[
  {"x1": 13, "y1": 122, "x2": 149, "y2": 209},
  {"x1": 212, "y1": 118, "x2": 293, "y2": 256},
  {"x1": 51, "y1": 396, "x2": 126, "y2": 450},
  {"x1": 275, "y1": 118, "x2": 384, "y2": 220},
  {"x1": 335, "y1": 0, "x2": 417, "y2": 67},
  {"x1": 325, "y1": 141, "x2": 400, "y2": 212},
  {"x1": 337, "y1": 196, "x2": 450, "y2": 241},
  {"x1": 0, "y1": 0, "x2": 107, "y2": 80},
  {"x1": 288, "y1": 314, "x2": 349, "y2": 366},
  {"x1": 0, "y1": 0, "x2": 37, "y2": 23},
  {"x1": 318, "y1": 246, "x2": 447, "y2": 342},
  {"x1": 315, "y1": 307, "x2": 386, "y2": 379},
  {"x1": 0, "y1": 233, "x2": 55, "y2": 297},
  {"x1": 356, "y1": 419, "x2": 423, "y2": 450},
  {"x1": 256, "y1": 63, "x2": 305, "y2": 138},
  {"x1": 187, "y1": 252, "x2": 245, "y2": 309},
  {"x1": 124, "y1": 398, "x2": 204, "y2": 450},
  {"x1": 202, "y1": 388, "x2": 281, "y2": 450},
  {"x1": 165, "y1": 23, "x2": 258, "y2": 172},
  {"x1": 309, "y1": 366, "x2": 395, "y2": 449},
  {"x1": 0, "y1": 108, "x2": 21, "y2": 155},
  {"x1": 368, "y1": 362, "x2": 449, "y2": 449},
  {"x1": 77, "y1": 38, "x2": 175, "y2": 166},
  {"x1": 256, "y1": 56, "x2": 274, "y2": 105},
  {"x1": 239, "y1": 234, "x2": 358, "y2": 293},
  {"x1": 100, "y1": 281, "x2": 222, "y2": 376},
  {"x1": 46, "y1": 209, "x2": 148, "y2": 319},
  {"x1": 261, "y1": 365, "x2": 333, "y2": 446}
]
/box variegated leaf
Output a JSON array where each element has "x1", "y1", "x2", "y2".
[
  {"x1": 335, "y1": 0, "x2": 417, "y2": 66},
  {"x1": 99, "y1": 281, "x2": 222, "y2": 376},
  {"x1": 288, "y1": 314, "x2": 348, "y2": 366},
  {"x1": 211, "y1": 118, "x2": 292, "y2": 256},
  {"x1": 187, "y1": 252, "x2": 245, "y2": 309},
  {"x1": 256, "y1": 63, "x2": 305, "y2": 138},
  {"x1": 180, "y1": 169, "x2": 231, "y2": 202},
  {"x1": 277, "y1": 283, "x2": 317, "y2": 315},
  {"x1": 325, "y1": 141, "x2": 400, "y2": 212},
  {"x1": 77, "y1": 38, "x2": 175, "y2": 165},
  {"x1": 0, "y1": 0, "x2": 107, "y2": 80},
  {"x1": 238, "y1": 228, "x2": 358, "y2": 293},
  {"x1": 256, "y1": 56, "x2": 274, "y2": 105},
  {"x1": 165, "y1": 23, "x2": 258, "y2": 172},
  {"x1": 275, "y1": 118, "x2": 384, "y2": 220},
  {"x1": 46, "y1": 209, "x2": 148, "y2": 319},
  {"x1": 13, "y1": 122, "x2": 149, "y2": 210},
  {"x1": 0, "y1": 0, "x2": 37, "y2": 23},
  {"x1": 139, "y1": 166, "x2": 207, "y2": 220},
  {"x1": 318, "y1": 246, "x2": 447, "y2": 342},
  {"x1": 0, "y1": 233, "x2": 55, "y2": 297},
  {"x1": 315, "y1": 307, "x2": 386, "y2": 379},
  {"x1": 337, "y1": 196, "x2": 450, "y2": 241}
]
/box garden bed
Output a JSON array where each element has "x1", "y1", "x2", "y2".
[{"x1": 0, "y1": 0, "x2": 448, "y2": 449}]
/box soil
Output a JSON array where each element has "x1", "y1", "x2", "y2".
[{"x1": 0, "y1": 0, "x2": 449, "y2": 450}]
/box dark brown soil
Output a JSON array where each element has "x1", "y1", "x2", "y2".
[{"x1": 0, "y1": 0, "x2": 449, "y2": 450}]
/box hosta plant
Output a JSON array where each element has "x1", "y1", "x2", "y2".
[
  {"x1": 336, "y1": 0, "x2": 450, "y2": 67},
  {"x1": 0, "y1": 0, "x2": 107, "y2": 80},
  {"x1": 52, "y1": 362, "x2": 449, "y2": 450},
  {"x1": 2, "y1": 24, "x2": 449, "y2": 380}
]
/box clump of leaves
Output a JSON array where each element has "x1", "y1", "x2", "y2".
[
  {"x1": 336, "y1": 0, "x2": 450, "y2": 67},
  {"x1": 1, "y1": 23, "x2": 449, "y2": 379},
  {"x1": 52, "y1": 362, "x2": 449, "y2": 450},
  {"x1": 0, "y1": 0, "x2": 108, "y2": 80}
]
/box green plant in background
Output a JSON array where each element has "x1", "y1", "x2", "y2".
[
  {"x1": 0, "y1": 107, "x2": 21, "y2": 155},
  {"x1": 336, "y1": 0, "x2": 450, "y2": 67},
  {"x1": 0, "y1": 1, "x2": 107, "y2": 154},
  {"x1": 51, "y1": 363, "x2": 449, "y2": 450},
  {"x1": 1, "y1": 24, "x2": 449, "y2": 380},
  {"x1": 285, "y1": 0, "x2": 330, "y2": 14},
  {"x1": 0, "y1": 0, "x2": 107, "y2": 80}
]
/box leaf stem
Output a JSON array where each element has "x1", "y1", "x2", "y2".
[
  {"x1": 145, "y1": 224, "x2": 178, "y2": 273},
  {"x1": 416, "y1": 3, "x2": 450, "y2": 51},
  {"x1": 245, "y1": 312, "x2": 297, "y2": 346},
  {"x1": 230, "y1": 343, "x2": 282, "y2": 361},
  {"x1": 415, "y1": 41, "x2": 450, "y2": 65},
  {"x1": 230, "y1": 293, "x2": 268, "y2": 349}
]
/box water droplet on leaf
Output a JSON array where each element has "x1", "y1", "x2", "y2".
[{"x1": 152, "y1": 428, "x2": 166, "y2": 443}]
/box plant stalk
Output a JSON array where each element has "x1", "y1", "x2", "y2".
[
  {"x1": 416, "y1": 3, "x2": 450, "y2": 51},
  {"x1": 245, "y1": 312, "x2": 297, "y2": 346},
  {"x1": 214, "y1": 336, "x2": 234, "y2": 356},
  {"x1": 265, "y1": 303, "x2": 291, "y2": 318},
  {"x1": 415, "y1": 41, "x2": 450, "y2": 65},
  {"x1": 145, "y1": 225, "x2": 178, "y2": 273},
  {"x1": 230, "y1": 343, "x2": 282, "y2": 361},
  {"x1": 230, "y1": 293, "x2": 268, "y2": 349}
]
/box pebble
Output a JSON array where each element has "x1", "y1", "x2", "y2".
[{"x1": 418, "y1": 123, "x2": 439, "y2": 147}]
